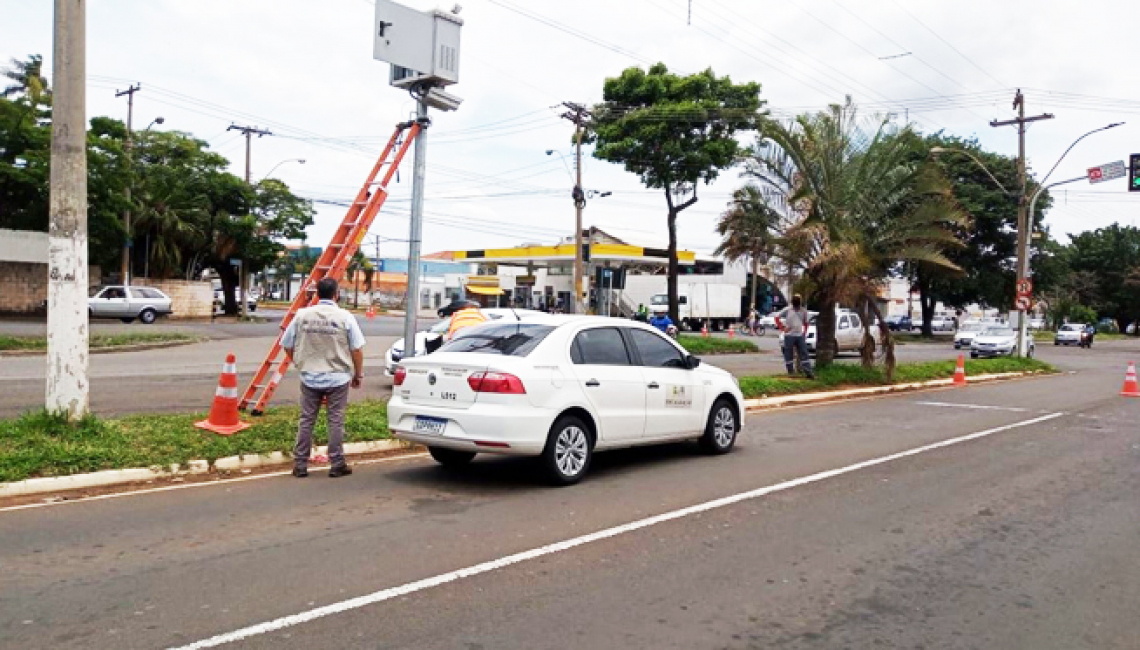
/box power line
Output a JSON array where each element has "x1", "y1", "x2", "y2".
[{"x1": 888, "y1": 0, "x2": 1008, "y2": 89}]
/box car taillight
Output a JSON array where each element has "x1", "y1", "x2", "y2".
[
  {"x1": 393, "y1": 366, "x2": 407, "y2": 386},
  {"x1": 467, "y1": 371, "x2": 526, "y2": 394}
]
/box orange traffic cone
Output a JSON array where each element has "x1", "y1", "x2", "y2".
[
  {"x1": 953, "y1": 354, "x2": 967, "y2": 387},
  {"x1": 727, "y1": 326, "x2": 735, "y2": 340},
  {"x1": 1121, "y1": 361, "x2": 1140, "y2": 397},
  {"x1": 701, "y1": 323, "x2": 709, "y2": 338},
  {"x1": 194, "y1": 354, "x2": 251, "y2": 436},
  {"x1": 366, "y1": 304, "x2": 375, "y2": 320}
]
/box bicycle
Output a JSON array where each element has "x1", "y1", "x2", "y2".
[{"x1": 737, "y1": 320, "x2": 767, "y2": 337}]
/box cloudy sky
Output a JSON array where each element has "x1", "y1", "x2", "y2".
[{"x1": 3, "y1": 0, "x2": 1139, "y2": 259}]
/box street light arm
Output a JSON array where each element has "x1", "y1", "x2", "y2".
[
  {"x1": 260, "y1": 158, "x2": 306, "y2": 182},
  {"x1": 1039, "y1": 122, "x2": 1124, "y2": 187},
  {"x1": 930, "y1": 147, "x2": 1013, "y2": 196}
]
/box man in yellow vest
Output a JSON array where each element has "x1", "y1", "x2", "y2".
[{"x1": 447, "y1": 303, "x2": 487, "y2": 340}]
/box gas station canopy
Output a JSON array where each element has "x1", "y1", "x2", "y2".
[{"x1": 436, "y1": 243, "x2": 697, "y2": 266}]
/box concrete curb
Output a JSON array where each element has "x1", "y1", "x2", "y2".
[
  {"x1": 0, "y1": 439, "x2": 412, "y2": 500},
  {"x1": 743, "y1": 371, "x2": 1037, "y2": 412},
  {"x1": 0, "y1": 339, "x2": 201, "y2": 358}
]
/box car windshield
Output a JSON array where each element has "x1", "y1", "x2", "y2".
[
  {"x1": 959, "y1": 323, "x2": 985, "y2": 332},
  {"x1": 1061, "y1": 324, "x2": 1083, "y2": 332},
  {"x1": 88, "y1": 286, "x2": 105, "y2": 297},
  {"x1": 649, "y1": 295, "x2": 669, "y2": 306},
  {"x1": 982, "y1": 328, "x2": 1013, "y2": 337},
  {"x1": 438, "y1": 323, "x2": 555, "y2": 357}
]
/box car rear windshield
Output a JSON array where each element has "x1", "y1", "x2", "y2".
[{"x1": 439, "y1": 323, "x2": 555, "y2": 357}]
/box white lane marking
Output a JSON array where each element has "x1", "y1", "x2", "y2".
[
  {"x1": 170, "y1": 411, "x2": 1066, "y2": 650},
  {"x1": 914, "y1": 401, "x2": 1032, "y2": 413},
  {"x1": 0, "y1": 454, "x2": 430, "y2": 514}
]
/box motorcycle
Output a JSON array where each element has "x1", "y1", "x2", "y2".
[{"x1": 1079, "y1": 329, "x2": 1095, "y2": 349}]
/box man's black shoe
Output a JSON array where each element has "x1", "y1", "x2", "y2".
[
  {"x1": 328, "y1": 464, "x2": 353, "y2": 478},
  {"x1": 292, "y1": 466, "x2": 308, "y2": 478}
]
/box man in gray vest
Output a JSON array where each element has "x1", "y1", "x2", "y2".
[
  {"x1": 775, "y1": 294, "x2": 815, "y2": 379},
  {"x1": 282, "y1": 278, "x2": 366, "y2": 478}
]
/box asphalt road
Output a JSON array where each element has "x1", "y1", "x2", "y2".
[
  {"x1": 2, "y1": 343, "x2": 1138, "y2": 648},
  {"x1": 0, "y1": 319, "x2": 985, "y2": 418}
]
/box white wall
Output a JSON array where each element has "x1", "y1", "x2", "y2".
[{"x1": 0, "y1": 228, "x2": 48, "y2": 263}]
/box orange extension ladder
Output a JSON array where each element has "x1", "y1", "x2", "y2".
[{"x1": 239, "y1": 119, "x2": 423, "y2": 415}]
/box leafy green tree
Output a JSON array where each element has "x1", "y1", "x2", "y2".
[
  {"x1": 1, "y1": 55, "x2": 49, "y2": 103},
  {"x1": 589, "y1": 63, "x2": 765, "y2": 321},
  {"x1": 748, "y1": 100, "x2": 967, "y2": 371},
  {"x1": 908, "y1": 135, "x2": 1052, "y2": 335},
  {"x1": 714, "y1": 184, "x2": 783, "y2": 313},
  {"x1": 1066, "y1": 224, "x2": 1140, "y2": 332}
]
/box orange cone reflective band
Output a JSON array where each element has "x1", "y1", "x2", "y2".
[
  {"x1": 1122, "y1": 361, "x2": 1140, "y2": 397},
  {"x1": 701, "y1": 324, "x2": 709, "y2": 338},
  {"x1": 727, "y1": 327, "x2": 735, "y2": 340},
  {"x1": 195, "y1": 353, "x2": 251, "y2": 436},
  {"x1": 366, "y1": 305, "x2": 375, "y2": 320},
  {"x1": 953, "y1": 354, "x2": 967, "y2": 387}
]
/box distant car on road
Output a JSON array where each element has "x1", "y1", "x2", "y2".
[
  {"x1": 954, "y1": 321, "x2": 987, "y2": 349},
  {"x1": 885, "y1": 315, "x2": 913, "y2": 331},
  {"x1": 1054, "y1": 323, "x2": 1087, "y2": 346},
  {"x1": 87, "y1": 285, "x2": 173, "y2": 324},
  {"x1": 213, "y1": 289, "x2": 258, "y2": 313},
  {"x1": 971, "y1": 326, "x2": 1033, "y2": 358},
  {"x1": 929, "y1": 315, "x2": 955, "y2": 332},
  {"x1": 389, "y1": 317, "x2": 744, "y2": 485},
  {"x1": 1028, "y1": 317, "x2": 1046, "y2": 330}
]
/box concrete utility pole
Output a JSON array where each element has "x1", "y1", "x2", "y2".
[
  {"x1": 227, "y1": 124, "x2": 273, "y2": 318},
  {"x1": 402, "y1": 101, "x2": 430, "y2": 358},
  {"x1": 990, "y1": 90, "x2": 1053, "y2": 357},
  {"x1": 116, "y1": 83, "x2": 139, "y2": 285},
  {"x1": 560, "y1": 102, "x2": 590, "y2": 314},
  {"x1": 46, "y1": 0, "x2": 89, "y2": 420}
]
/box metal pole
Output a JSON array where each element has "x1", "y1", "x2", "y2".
[
  {"x1": 573, "y1": 123, "x2": 585, "y2": 314},
  {"x1": 118, "y1": 86, "x2": 135, "y2": 284},
  {"x1": 239, "y1": 131, "x2": 252, "y2": 318},
  {"x1": 46, "y1": 0, "x2": 89, "y2": 420},
  {"x1": 403, "y1": 99, "x2": 429, "y2": 358}
]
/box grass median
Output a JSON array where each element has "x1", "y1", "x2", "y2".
[
  {"x1": 0, "y1": 332, "x2": 197, "y2": 352},
  {"x1": 0, "y1": 400, "x2": 390, "y2": 483},
  {"x1": 677, "y1": 335, "x2": 759, "y2": 355},
  {"x1": 738, "y1": 357, "x2": 1055, "y2": 400}
]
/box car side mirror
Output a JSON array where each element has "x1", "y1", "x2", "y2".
[{"x1": 686, "y1": 355, "x2": 701, "y2": 369}]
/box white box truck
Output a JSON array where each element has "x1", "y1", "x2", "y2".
[{"x1": 650, "y1": 283, "x2": 741, "y2": 332}]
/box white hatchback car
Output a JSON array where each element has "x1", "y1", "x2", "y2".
[
  {"x1": 1054, "y1": 323, "x2": 1087, "y2": 346},
  {"x1": 971, "y1": 326, "x2": 1034, "y2": 358},
  {"x1": 389, "y1": 317, "x2": 745, "y2": 485}
]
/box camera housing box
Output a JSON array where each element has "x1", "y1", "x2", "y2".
[{"x1": 374, "y1": 1, "x2": 462, "y2": 88}]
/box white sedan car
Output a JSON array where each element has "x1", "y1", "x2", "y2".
[
  {"x1": 384, "y1": 308, "x2": 545, "y2": 375},
  {"x1": 389, "y1": 317, "x2": 745, "y2": 485},
  {"x1": 1054, "y1": 323, "x2": 1087, "y2": 346},
  {"x1": 971, "y1": 326, "x2": 1034, "y2": 358}
]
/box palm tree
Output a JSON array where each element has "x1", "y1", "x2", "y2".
[
  {"x1": 715, "y1": 184, "x2": 784, "y2": 314},
  {"x1": 2, "y1": 55, "x2": 50, "y2": 103},
  {"x1": 748, "y1": 100, "x2": 966, "y2": 373}
]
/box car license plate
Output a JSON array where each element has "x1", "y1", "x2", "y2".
[{"x1": 413, "y1": 416, "x2": 447, "y2": 435}]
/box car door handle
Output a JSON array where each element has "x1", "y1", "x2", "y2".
[
  {"x1": 585, "y1": 379, "x2": 601, "y2": 387},
  {"x1": 647, "y1": 382, "x2": 660, "y2": 389}
]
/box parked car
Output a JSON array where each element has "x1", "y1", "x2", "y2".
[
  {"x1": 778, "y1": 310, "x2": 875, "y2": 355},
  {"x1": 971, "y1": 326, "x2": 1034, "y2": 358},
  {"x1": 87, "y1": 285, "x2": 173, "y2": 324},
  {"x1": 953, "y1": 321, "x2": 987, "y2": 349},
  {"x1": 385, "y1": 308, "x2": 546, "y2": 375},
  {"x1": 885, "y1": 315, "x2": 913, "y2": 331},
  {"x1": 389, "y1": 317, "x2": 744, "y2": 485},
  {"x1": 213, "y1": 289, "x2": 258, "y2": 313},
  {"x1": 1054, "y1": 323, "x2": 1087, "y2": 346},
  {"x1": 929, "y1": 315, "x2": 955, "y2": 332},
  {"x1": 1027, "y1": 317, "x2": 1046, "y2": 330}
]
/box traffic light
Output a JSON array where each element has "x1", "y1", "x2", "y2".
[{"x1": 1131, "y1": 154, "x2": 1140, "y2": 192}]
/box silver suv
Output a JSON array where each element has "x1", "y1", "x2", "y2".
[{"x1": 87, "y1": 285, "x2": 174, "y2": 324}]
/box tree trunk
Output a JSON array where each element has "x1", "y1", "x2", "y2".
[
  {"x1": 857, "y1": 298, "x2": 875, "y2": 369},
  {"x1": 217, "y1": 264, "x2": 239, "y2": 316},
  {"x1": 667, "y1": 208, "x2": 679, "y2": 324},
  {"x1": 815, "y1": 298, "x2": 838, "y2": 367},
  {"x1": 750, "y1": 255, "x2": 759, "y2": 313},
  {"x1": 920, "y1": 291, "x2": 935, "y2": 337}
]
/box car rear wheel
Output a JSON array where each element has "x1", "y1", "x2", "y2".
[
  {"x1": 541, "y1": 415, "x2": 592, "y2": 486},
  {"x1": 139, "y1": 308, "x2": 157, "y2": 324},
  {"x1": 700, "y1": 398, "x2": 738, "y2": 455},
  {"x1": 428, "y1": 446, "x2": 476, "y2": 467}
]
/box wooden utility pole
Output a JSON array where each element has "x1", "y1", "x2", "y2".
[
  {"x1": 116, "y1": 83, "x2": 139, "y2": 284},
  {"x1": 991, "y1": 90, "x2": 1053, "y2": 356},
  {"x1": 226, "y1": 124, "x2": 272, "y2": 318},
  {"x1": 560, "y1": 102, "x2": 590, "y2": 314},
  {"x1": 46, "y1": 0, "x2": 89, "y2": 420}
]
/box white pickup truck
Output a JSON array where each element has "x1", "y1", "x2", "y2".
[{"x1": 650, "y1": 283, "x2": 741, "y2": 332}]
